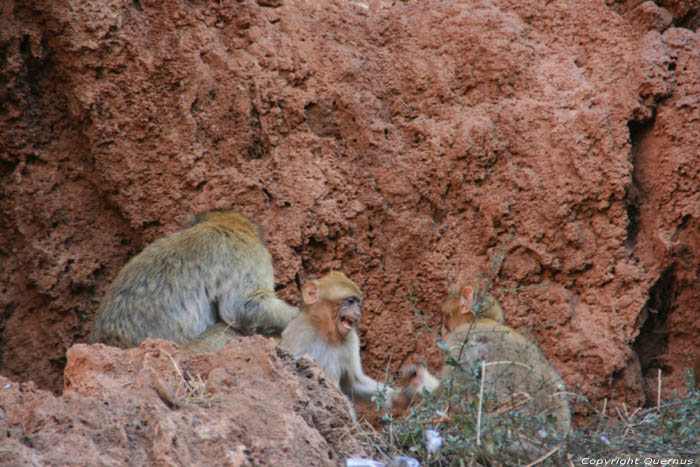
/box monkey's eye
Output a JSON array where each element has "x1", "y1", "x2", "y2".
[{"x1": 343, "y1": 296, "x2": 360, "y2": 307}]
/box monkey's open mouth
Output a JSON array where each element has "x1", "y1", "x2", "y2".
[{"x1": 338, "y1": 315, "x2": 355, "y2": 335}]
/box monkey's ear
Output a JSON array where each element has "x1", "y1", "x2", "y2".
[
  {"x1": 301, "y1": 280, "x2": 321, "y2": 305},
  {"x1": 458, "y1": 286, "x2": 475, "y2": 315},
  {"x1": 182, "y1": 212, "x2": 197, "y2": 228}
]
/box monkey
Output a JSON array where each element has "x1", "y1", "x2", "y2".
[
  {"x1": 280, "y1": 271, "x2": 399, "y2": 412},
  {"x1": 400, "y1": 285, "x2": 571, "y2": 457},
  {"x1": 90, "y1": 209, "x2": 299, "y2": 349}
]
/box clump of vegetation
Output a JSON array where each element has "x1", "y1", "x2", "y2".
[
  {"x1": 379, "y1": 374, "x2": 699, "y2": 465},
  {"x1": 380, "y1": 346, "x2": 572, "y2": 465},
  {"x1": 567, "y1": 381, "x2": 700, "y2": 463}
]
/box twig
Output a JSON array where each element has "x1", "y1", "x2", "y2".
[
  {"x1": 595, "y1": 398, "x2": 609, "y2": 432},
  {"x1": 421, "y1": 416, "x2": 451, "y2": 425},
  {"x1": 447, "y1": 316, "x2": 479, "y2": 414},
  {"x1": 524, "y1": 445, "x2": 560, "y2": 467},
  {"x1": 163, "y1": 350, "x2": 183, "y2": 379},
  {"x1": 490, "y1": 391, "x2": 532, "y2": 415},
  {"x1": 657, "y1": 368, "x2": 662, "y2": 408},
  {"x1": 476, "y1": 359, "x2": 485, "y2": 447},
  {"x1": 615, "y1": 402, "x2": 645, "y2": 438},
  {"x1": 483, "y1": 360, "x2": 534, "y2": 372},
  {"x1": 636, "y1": 399, "x2": 684, "y2": 419}
]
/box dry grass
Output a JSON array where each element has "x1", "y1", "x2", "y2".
[{"x1": 163, "y1": 350, "x2": 214, "y2": 406}]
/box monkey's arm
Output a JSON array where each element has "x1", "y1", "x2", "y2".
[
  {"x1": 219, "y1": 288, "x2": 298, "y2": 336},
  {"x1": 342, "y1": 333, "x2": 396, "y2": 407},
  {"x1": 351, "y1": 371, "x2": 397, "y2": 407}
]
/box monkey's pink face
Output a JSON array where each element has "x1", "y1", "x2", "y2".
[{"x1": 336, "y1": 295, "x2": 362, "y2": 337}]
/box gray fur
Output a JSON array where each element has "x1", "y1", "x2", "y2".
[
  {"x1": 446, "y1": 320, "x2": 572, "y2": 434},
  {"x1": 90, "y1": 211, "x2": 298, "y2": 348}
]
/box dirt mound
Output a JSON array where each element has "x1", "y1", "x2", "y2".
[{"x1": 0, "y1": 337, "x2": 369, "y2": 465}]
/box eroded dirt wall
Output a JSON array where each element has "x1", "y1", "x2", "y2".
[{"x1": 1, "y1": 0, "x2": 699, "y2": 413}]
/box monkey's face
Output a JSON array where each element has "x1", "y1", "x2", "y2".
[
  {"x1": 391, "y1": 365, "x2": 422, "y2": 410},
  {"x1": 336, "y1": 295, "x2": 361, "y2": 337},
  {"x1": 399, "y1": 364, "x2": 421, "y2": 388},
  {"x1": 441, "y1": 295, "x2": 468, "y2": 333},
  {"x1": 393, "y1": 364, "x2": 441, "y2": 410},
  {"x1": 302, "y1": 272, "x2": 363, "y2": 343},
  {"x1": 441, "y1": 286, "x2": 479, "y2": 333}
]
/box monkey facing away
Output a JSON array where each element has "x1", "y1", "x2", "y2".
[
  {"x1": 90, "y1": 210, "x2": 299, "y2": 349},
  {"x1": 280, "y1": 272, "x2": 399, "y2": 410},
  {"x1": 402, "y1": 285, "x2": 571, "y2": 438}
]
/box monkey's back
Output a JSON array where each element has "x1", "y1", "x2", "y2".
[
  {"x1": 446, "y1": 319, "x2": 571, "y2": 433},
  {"x1": 90, "y1": 214, "x2": 273, "y2": 348}
]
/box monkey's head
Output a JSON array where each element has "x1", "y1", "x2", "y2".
[
  {"x1": 441, "y1": 285, "x2": 504, "y2": 333},
  {"x1": 391, "y1": 366, "x2": 422, "y2": 410},
  {"x1": 392, "y1": 364, "x2": 442, "y2": 410},
  {"x1": 301, "y1": 271, "x2": 363, "y2": 344}
]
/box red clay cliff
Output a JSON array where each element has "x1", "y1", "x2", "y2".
[{"x1": 1, "y1": 0, "x2": 699, "y2": 433}]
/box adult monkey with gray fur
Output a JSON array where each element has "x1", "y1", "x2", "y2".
[{"x1": 90, "y1": 209, "x2": 298, "y2": 349}]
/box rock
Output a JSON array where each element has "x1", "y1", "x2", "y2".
[{"x1": 0, "y1": 337, "x2": 369, "y2": 465}]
